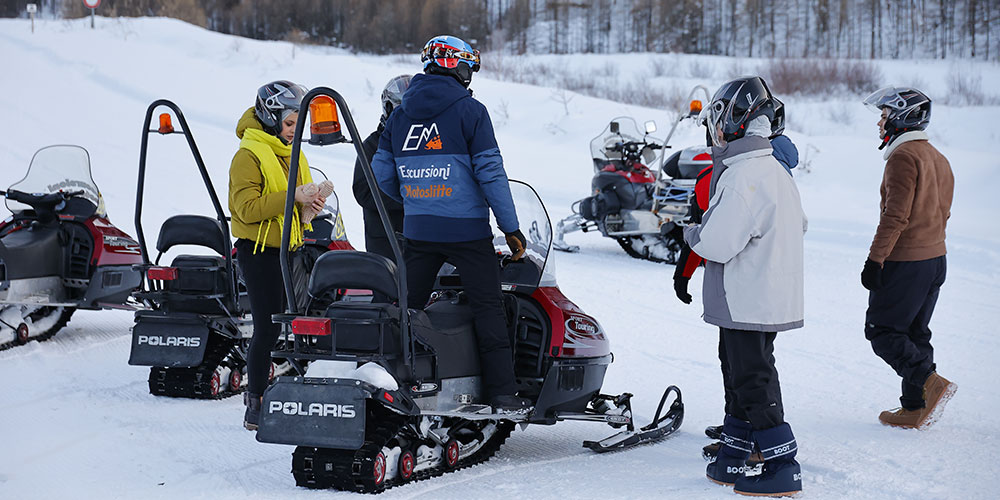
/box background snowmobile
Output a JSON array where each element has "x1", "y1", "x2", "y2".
[
  {"x1": 553, "y1": 86, "x2": 712, "y2": 264},
  {"x1": 127, "y1": 100, "x2": 355, "y2": 399},
  {"x1": 0, "y1": 145, "x2": 143, "y2": 350},
  {"x1": 252, "y1": 88, "x2": 684, "y2": 493}
]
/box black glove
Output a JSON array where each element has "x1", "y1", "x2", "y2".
[
  {"x1": 505, "y1": 229, "x2": 526, "y2": 261},
  {"x1": 861, "y1": 258, "x2": 883, "y2": 291},
  {"x1": 673, "y1": 277, "x2": 692, "y2": 304}
]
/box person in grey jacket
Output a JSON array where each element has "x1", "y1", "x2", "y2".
[{"x1": 684, "y1": 77, "x2": 807, "y2": 497}]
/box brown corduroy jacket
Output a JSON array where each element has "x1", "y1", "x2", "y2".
[{"x1": 868, "y1": 131, "x2": 954, "y2": 263}]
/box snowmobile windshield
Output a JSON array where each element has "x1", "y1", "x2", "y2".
[
  {"x1": 589, "y1": 117, "x2": 663, "y2": 171},
  {"x1": 6, "y1": 145, "x2": 105, "y2": 217},
  {"x1": 309, "y1": 166, "x2": 349, "y2": 243},
  {"x1": 490, "y1": 180, "x2": 556, "y2": 289}
]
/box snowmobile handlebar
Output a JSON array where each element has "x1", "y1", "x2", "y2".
[
  {"x1": 2, "y1": 188, "x2": 84, "y2": 210},
  {"x1": 606, "y1": 140, "x2": 663, "y2": 153}
]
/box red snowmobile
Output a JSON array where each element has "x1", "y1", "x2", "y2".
[
  {"x1": 251, "y1": 88, "x2": 685, "y2": 493},
  {"x1": 0, "y1": 145, "x2": 143, "y2": 350}
]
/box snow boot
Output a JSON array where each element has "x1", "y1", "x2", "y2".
[
  {"x1": 734, "y1": 423, "x2": 801, "y2": 497},
  {"x1": 244, "y1": 392, "x2": 262, "y2": 431},
  {"x1": 491, "y1": 394, "x2": 533, "y2": 415},
  {"x1": 703, "y1": 441, "x2": 764, "y2": 465},
  {"x1": 705, "y1": 424, "x2": 723, "y2": 440},
  {"x1": 878, "y1": 407, "x2": 921, "y2": 428},
  {"x1": 879, "y1": 371, "x2": 956, "y2": 430},
  {"x1": 917, "y1": 372, "x2": 957, "y2": 429},
  {"x1": 706, "y1": 415, "x2": 754, "y2": 486}
]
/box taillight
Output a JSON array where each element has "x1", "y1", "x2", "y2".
[
  {"x1": 147, "y1": 267, "x2": 178, "y2": 280},
  {"x1": 292, "y1": 317, "x2": 332, "y2": 336}
]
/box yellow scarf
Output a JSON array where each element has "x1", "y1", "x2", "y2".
[{"x1": 239, "y1": 128, "x2": 314, "y2": 252}]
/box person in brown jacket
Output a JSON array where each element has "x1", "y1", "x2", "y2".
[
  {"x1": 861, "y1": 87, "x2": 957, "y2": 430},
  {"x1": 229, "y1": 80, "x2": 325, "y2": 430}
]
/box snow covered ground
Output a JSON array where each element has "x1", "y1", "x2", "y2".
[{"x1": 1, "y1": 17, "x2": 999, "y2": 499}]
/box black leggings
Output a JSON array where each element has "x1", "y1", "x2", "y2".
[{"x1": 235, "y1": 239, "x2": 287, "y2": 396}]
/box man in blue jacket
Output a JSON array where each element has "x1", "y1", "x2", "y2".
[{"x1": 373, "y1": 35, "x2": 530, "y2": 414}]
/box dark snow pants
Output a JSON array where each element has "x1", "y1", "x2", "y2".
[
  {"x1": 404, "y1": 237, "x2": 517, "y2": 399},
  {"x1": 719, "y1": 328, "x2": 784, "y2": 430},
  {"x1": 865, "y1": 256, "x2": 946, "y2": 410},
  {"x1": 235, "y1": 239, "x2": 288, "y2": 397}
]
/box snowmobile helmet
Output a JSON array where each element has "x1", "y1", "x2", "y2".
[
  {"x1": 771, "y1": 97, "x2": 786, "y2": 138},
  {"x1": 380, "y1": 74, "x2": 412, "y2": 126},
  {"x1": 421, "y1": 35, "x2": 480, "y2": 88},
  {"x1": 706, "y1": 76, "x2": 776, "y2": 146},
  {"x1": 255, "y1": 80, "x2": 309, "y2": 136},
  {"x1": 863, "y1": 86, "x2": 931, "y2": 150}
]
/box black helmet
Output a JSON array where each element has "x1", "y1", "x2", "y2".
[
  {"x1": 704, "y1": 76, "x2": 776, "y2": 146},
  {"x1": 255, "y1": 80, "x2": 309, "y2": 136},
  {"x1": 863, "y1": 86, "x2": 931, "y2": 150},
  {"x1": 421, "y1": 35, "x2": 480, "y2": 88},
  {"x1": 380, "y1": 74, "x2": 412, "y2": 126},
  {"x1": 771, "y1": 97, "x2": 786, "y2": 138}
]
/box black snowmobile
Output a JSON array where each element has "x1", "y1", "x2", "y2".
[
  {"x1": 0, "y1": 145, "x2": 144, "y2": 350},
  {"x1": 252, "y1": 88, "x2": 685, "y2": 493},
  {"x1": 126, "y1": 100, "x2": 353, "y2": 399},
  {"x1": 553, "y1": 86, "x2": 713, "y2": 264}
]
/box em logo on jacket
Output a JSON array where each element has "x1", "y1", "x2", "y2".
[
  {"x1": 372, "y1": 73, "x2": 519, "y2": 243},
  {"x1": 402, "y1": 123, "x2": 444, "y2": 151}
]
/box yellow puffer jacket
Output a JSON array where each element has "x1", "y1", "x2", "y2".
[{"x1": 228, "y1": 107, "x2": 312, "y2": 251}]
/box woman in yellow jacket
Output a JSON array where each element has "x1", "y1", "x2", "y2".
[{"x1": 229, "y1": 80, "x2": 325, "y2": 430}]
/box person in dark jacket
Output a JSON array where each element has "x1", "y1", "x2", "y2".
[
  {"x1": 353, "y1": 75, "x2": 409, "y2": 266},
  {"x1": 861, "y1": 87, "x2": 957, "y2": 430},
  {"x1": 372, "y1": 35, "x2": 530, "y2": 414}
]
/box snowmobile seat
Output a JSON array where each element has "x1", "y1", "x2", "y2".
[
  {"x1": 156, "y1": 215, "x2": 229, "y2": 257},
  {"x1": 0, "y1": 225, "x2": 63, "y2": 280},
  {"x1": 417, "y1": 299, "x2": 481, "y2": 379}
]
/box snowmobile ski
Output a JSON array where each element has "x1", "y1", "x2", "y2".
[{"x1": 584, "y1": 385, "x2": 683, "y2": 453}]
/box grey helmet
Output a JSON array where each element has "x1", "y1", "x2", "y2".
[
  {"x1": 255, "y1": 80, "x2": 309, "y2": 136},
  {"x1": 380, "y1": 75, "x2": 412, "y2": 126}
]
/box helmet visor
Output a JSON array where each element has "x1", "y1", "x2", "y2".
[
  {"x1": 863, "y1": 86, "x2": 908, "y2": 113},
  {"x1": 705, "y1": 98, "x2": 729, "y2": 147},
  {"x1": 422, "y1": 43, "x2": 481, "y2": 71}
]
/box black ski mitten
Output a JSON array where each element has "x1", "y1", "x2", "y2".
[
  {"x1": 674, "y1": 276, "x2": 692, "y2": 304},
  {"x1": 861, "y1": 258, "x2": 883, "y2": 291}
]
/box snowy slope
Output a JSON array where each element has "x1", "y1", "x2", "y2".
[{"x1": 1, "y1": 17, "x2": 999, "y2": 499}]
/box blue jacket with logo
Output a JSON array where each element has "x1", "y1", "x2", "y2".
[{"x1": 373, "y1": 73, "x2": 519, "y2": 242}]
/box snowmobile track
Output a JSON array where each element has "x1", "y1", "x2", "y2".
[
  {"x1": 292, "y1": 405, "x2": 515, "y2": 494},
  {"x1": 0, "y1": 307, "x2": 74, "y2": 352},
  {"x1": 147, "y1": 335, "x2": 244, "y2": 399}
]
